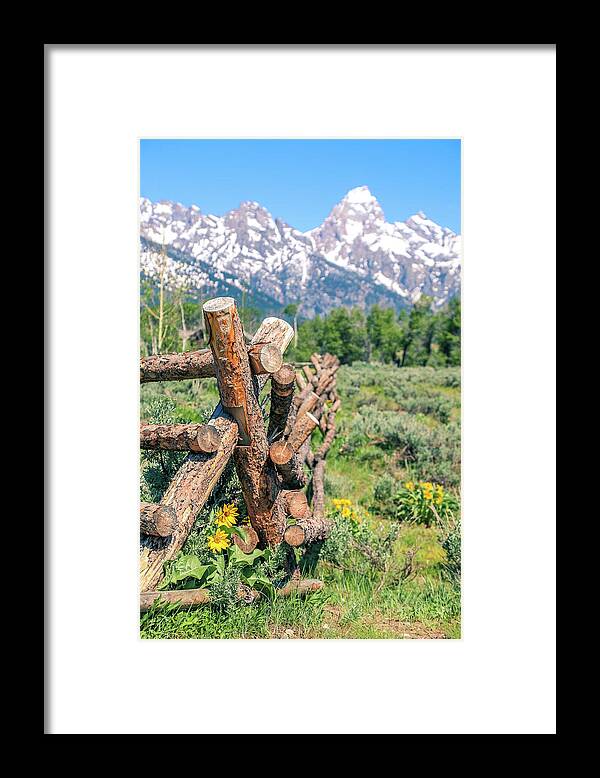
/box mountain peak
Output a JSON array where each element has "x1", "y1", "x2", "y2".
[
  {"x1": 140, "y1": 191, "x2": 461, "y2": 316},
  {"x1": 343, "y1": 185, "x2": 377, "y2": 205}
]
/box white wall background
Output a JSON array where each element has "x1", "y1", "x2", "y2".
[{"x1": 47, "y1": 45, "x2": 556, "y2": 734}]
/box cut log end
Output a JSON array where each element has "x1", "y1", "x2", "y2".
[
  {"x1": 272, "y1": 363, "x2": 296, "y2": 389},
  {"x1": 232, "y1": 525, "x2": 260, "y2": 554},
  {"x1": 202, "y1": 296, "x2": 235, "y2": 313},
  {"x1": 140, "y1": 503, "x2": 177, "y2": 538},
  {"x1": 269, "y1": 439, "x2": 294, "y2": 465},
  {"x1": 248, "y1": 342, "x2": 284, "y2": 375},
  {"x1": 192, "y1": 424, "x2": 221, "y2": 454},
  {"x1": 283, "y1": 489, "x2": 310, "y2": 519},
  {"x1": 284, "y1": 524, "x2": 306, "y2": 547}
]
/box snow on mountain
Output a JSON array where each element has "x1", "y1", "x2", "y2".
[{"x1": 140, "y1": 185, "x2": 461, "y2": 316}]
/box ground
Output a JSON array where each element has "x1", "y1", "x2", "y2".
[{"x1": 140, "y1": 362, "x2": 461, "y2": 639}]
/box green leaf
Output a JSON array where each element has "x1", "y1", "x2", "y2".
[
  {"x1": 214, "y1": 554, "x2": 225, "y2": 576},
  {"x1": 163, "y1": 554, "x2": 216, "y2": 586},
  {"x1": 227, "y1": 545, "x2": 265, "y2": 567},
  {"x1": 243, "y1": 571, "x2": 275, "y2": 600}
]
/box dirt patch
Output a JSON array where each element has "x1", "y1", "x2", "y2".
[
  {"x1": 367, "y1": 612, "x2": 448, "y2": 639},
  {"x1": 267, "y1": 605, "x2": 450, "y2": 639}
]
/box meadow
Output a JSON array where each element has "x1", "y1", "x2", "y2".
[{"x1": 140, "y1": 362, "x2": 461, "y2": 639}]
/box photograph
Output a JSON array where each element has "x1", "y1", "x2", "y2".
[{"x1": 138, "y1": 138, "x2": 462, "y2": 639}]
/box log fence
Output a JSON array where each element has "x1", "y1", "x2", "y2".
[{"x1": 139, "y1": 297, "x2": 341, "y2": 611}]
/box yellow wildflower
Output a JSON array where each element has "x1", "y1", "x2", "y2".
[
  {"x1": 333, "y1": 498, "x2": 352, "y2": 509},
  {"x1": 215, "y1": 502, "x2": 238, "y2": 528},
  {"x1": 207, "y1": 529, "x2": 230, "y2": 553},
  {"x1": 405, "y1": 481, "x2": 415, "y2": 491},
  {"x1": 435, "y1": 485, "x2": 444, "y2": 505},
  {"x1": 341, "y1": 507, "x2": 352, "y2": 518}
]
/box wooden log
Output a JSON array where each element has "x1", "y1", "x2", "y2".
[
  {"x1": 267, "y1": 363, "x2": 296, "y2": 441},
  {"x1": 139, "y1": 413, "x2": 238, "y2": 591},
  {"x1": 140, "y1": 423, "x2": 221, "y2": 454},
  {"x1": 295, "y1": 390, "x2": 320, "y2": 420},
  {"x1": 288, "y1": 411, "x2": 319, "y2": 452},
  {"x1": 284, "y1": 383, "x2": 316, "y2": 436},
  {"x1": 311, "y1": 459, "x2": 326, "y2": 518},
  {"x1": 274, "y1": 454, "x2": 308, "y2": 490},
  {"x1": 296, "y1": 438, "x2": 313, "y2": 468},
  {"x1": 140, "y1": 587, "x2": 211, "y2": 611},
  {"x1": 315, "y1": 412, "x2": 337, "y2": 460},
  {"x1": 140, "y1": 316, "x2": 293, "y2": 591},
  {"x1": 140, "y1": 349, "x2": 214, "y2": 383},
  {"x1": 316, "y1": 367, "x2": 337, "y2": 395},
  {"x1": 140, "y1": 503, "x2": 177, "y2": 537},
  {"x1": 203, "y1": 297, "x2": 254, "y2": 446},
  {"x1": 140, "y1": 338, "x2": 289, "y2": 384},
  {"x1": 140, "y1": 578, "x2": 322, "y2": 611},
  {"x1": 284, "y1": 514, "x2": 332, "y2": 547},
  {"x1": 276, "y1": 578, "x2": 324, "y2": 596},
  {"x1": 203, "y1": 298, "x2": 287, "y2": 547},
  {"x1": 282, "y1": 489, "x2": 310, "y2": 519},
  {"x1": 330, "y1": 398, "x2": 341, "y2": 414},
  {"x1": 296, "y1": 371, "x2": 307, "y2": 390},
  {"x1": 302, "y1": 365, "x2": 314, "y2": 383},
  {"x1": 310, "y1": 354, "x2": 322, "y2": 373},
  {"x1": 232, "y1": 524, "x2": 260, "y2": 554},
  {"x1": 248, "y1": 342, "x2": 283, "y2": 376}
]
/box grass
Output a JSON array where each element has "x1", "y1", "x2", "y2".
[{"x1": 140, "y1": 362, "x2": 461, "y2": 639}]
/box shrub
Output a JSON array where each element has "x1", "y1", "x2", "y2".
[
  {"x1": 391, "y1": 480, "x2": 459, "y2": 526},
  {"x1": 320, "y1": 499, "x2": 400, "y2": 571},
  {"x1": 339, "y1": 408, "x2": 460, "y2": 486}
]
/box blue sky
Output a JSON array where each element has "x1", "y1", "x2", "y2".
[{"x1": 140, "y1": 139, "x2": 461, "y2": 233}]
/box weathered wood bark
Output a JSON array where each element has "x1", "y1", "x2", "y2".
[
  {"x1": 140, "y1": 336, "x2": 289, "y2": 385},
  {"x1": 140, "y1": 577, "x2": 322, "y2": 611},
  {"x1": 203, "y1": 297, "x2": 255, "y2": 446},
  {"x1": 140, "y1": 503, "x2": 177, "y2": 537},
  {"x1": 296, "y1": 371, "x2": 307, "y2": 390},
  {"x1": 276, "y1": 578, "x2": 324, "y2": 596},
  {"x1": 140, "y1": 423, "x2": 221, "y2": 453},
  {"x1": 140, "y1": 315, "x2": 293, "y2": 591},
  {"x1": 267, "y1": 363, "x2": 296, "y2": 441},
  {"x1": 315, "y1": 412, "x2": 337, "y2": 460},
  {"x1": 203, "y1": 298, "x2": 288, "y2": 547},
  {"x1": 140, "y1": 585, "x2": 260, "y2": 612},
  {"x1": 311, "y1": 459, "x2": 326, "y2": 518},
  {"x1": 288, "y1": 411, "x2": 319, "y2": 452},
  {"x1": 140, "y1": 349, "x2": 214, "y2": 383},
  {"x1": 295, "y1": 390, "x2": 320, "y2": 420},
  {"x1": 140, "y1": 414, "x2": 238, "y2": 591},
  {"x1": 140, "y1": 587, "x2": 211, "y2": 611},
  {"x1": 302, "y1": 365, "x2": 314, "y2": 383},
  {"x1": 274, "y1": 454, "x2": 308, "y2": 489},
  {"x1": 310, "y1": 354, "x2": 322, "y2": 373},
  {"x1": 284, "y1": 383, "x2": 317, "y2": 436},
  {"x1": 284, "y1": 514, "x2": 333, "y2": 547}
]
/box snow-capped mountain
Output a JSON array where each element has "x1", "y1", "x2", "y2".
[{"x1": 140, "y1": 186, "x2": 461, "y2": 317}]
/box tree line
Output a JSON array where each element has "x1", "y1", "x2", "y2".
[
  {"x1": 285, "y1": 296, "x2": 460, "y2": 366},
  {"x1": 140, "y1": 260, "x2": 460, "y2": 367}
]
